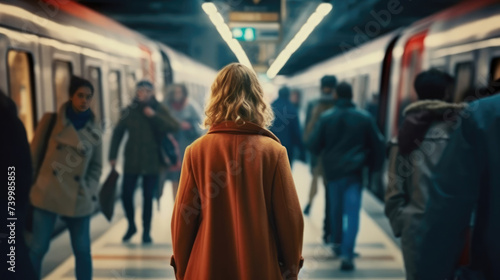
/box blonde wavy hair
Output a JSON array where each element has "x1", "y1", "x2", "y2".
[{"x1": 203, "y1": 63, "x2": 274, "y2": 128}]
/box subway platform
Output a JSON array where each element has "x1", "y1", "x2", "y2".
[{"x1": 41, "y1": 162, "x2": 406, "y2": 280}]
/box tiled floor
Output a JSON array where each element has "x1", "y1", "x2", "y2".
[{"x1": 43, "y1": 162, "x2": 405, "y2": 280}]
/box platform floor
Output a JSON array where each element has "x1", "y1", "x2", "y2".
[{"x1": 42, "y1": 162, "x2": 406, "y2": 280}]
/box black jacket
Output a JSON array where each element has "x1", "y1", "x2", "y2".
[
  {"x1": 416, "y1": 94, "x2": 500, "y2": 280},
  {"x1": 306, "y1": 98, "x2": 385, "y2": 182},
  {"x1": 0, "y1": 93, "x2": 37, "y2": 280}
]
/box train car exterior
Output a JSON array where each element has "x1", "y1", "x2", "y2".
[
  {"x1": 284, "y1": 0, "x2": 500, "y2": 198},
  {"x1": 0, "y1": 0, "x2": 215, "y2": 234}
]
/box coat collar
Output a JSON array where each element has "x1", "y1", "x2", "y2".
[
  {"x1": 55, "y1": 102, "x2": 97, "y2": 147},
  {"x1": 208, "y1": 121, "x2": 280, "y2": 143}
]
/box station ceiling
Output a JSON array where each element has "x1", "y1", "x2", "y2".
[{"x1": 78, "y1": 0, "x2": 460, "y2": 75}]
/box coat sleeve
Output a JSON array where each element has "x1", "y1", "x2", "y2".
[
  {"x1": 85, "y1": 134, "x2": 103, "y2": 195},
  {"x1": 306, "y1": 115, "x2": 325, "y2": 155},
  {"x1": 272, "y1": 148, "x2": 304, "y2": 279},
  {"x1": 384, "y1": 143, "x2": 409, "y2": 238},
  {"x1": 170, "y1": 146, "x2": 200, "y2": 280},
  {"x1": 30, "y1": 113, "x2": 54, "y2": 180},
  {"x1": 150, "y1": 104, "x2": 180, "y2": 134},
  {"x1": 415, "y1": 112, "x2": 483, "y2": 280},
  {"x1": 108, "y1": 112, "x2": 127, "y2": 161}
]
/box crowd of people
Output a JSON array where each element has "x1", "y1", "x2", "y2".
[{"x1": 1, "y1": 62, "x2": 500, "y2": 280}]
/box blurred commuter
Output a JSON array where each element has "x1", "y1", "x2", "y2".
[
  {"x1": 164, "y1": 84, "x2": 203, "y2": 199},
  {"x1": 109, "y1": 80, "x2": 179, "y2": 243},
  {"x1": 28, "y1": 76, "x2": 102, "y2": 280},
  {"x1": 302, "y1": 75, "x2": 337, "y2": 244},
  {"x1": 365, "y1": 93, "x2": 379, "y2": 119},
  {"x1": 307, "y1": 82, "x2": 385, "y2": 271},
  {"x1": 0, "y1": 91, "x2": 37, "y2": 280},
  {"x1": 384, "y1": 69, "x2": 464, "y2": 279},
  {"x1": 270, "y1": 86, "x2": 305, "y2": 167},
  {"x1": 171, "y1": 63, "x2": 304, "y2": 280},
  {"x1": 289, "y1": 88, "x2": 302, "y2": 110},
  {"x1": 415, "y1": 93, "x2": 500, "y2": 280}
]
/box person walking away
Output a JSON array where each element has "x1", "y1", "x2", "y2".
[
  {"x1": 0, "y1": 90, "x2": 37, "y2": 280},
  {"x1": 302, "y1": 75, "x2": 337, "y2": 245},
  {"x1": 170, "y1": 63, "x2": 304, "y2": 280},
  {"x1": 109, "y1": 80, "x2": 179, "y2": 243},
  {"x1": 28, "y1": 76, "x2": 102, "y2": 280},
  {"x1": 164, "y1": 84, "x2": 203, "y2": 199},
  {"x1": 307, "y1": 82, "x2": 385, "y2": 271},
  {"x1": 415, "y1": 93, "x2": 500, "y2": 280},
  {"x1": 270, "y1": 86, "x2": 305, "y2": 167},
  {"x1": 384, "y1": 69, "x2": 464, "y2": 279}
]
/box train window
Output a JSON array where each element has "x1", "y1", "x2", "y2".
[
  {"x1": 53, "y1": 60, "x2": 73, "y2": 111},
  {"x1": 108, "y1": 71, "x2": 122, "y2": 125},
  {"x1": 490, "y1": 57, "x2": 500, "y2": 82},
  {"x1": 358, "y1": 75, "x2": 370, "y2": 108},
  {"x1": 126, "y1": 72, "x2": 136, "y2": 104},
  {"x1": 7, "y1": 50, "x2": 36, "y2": 141},
  {"x1": 453, "y1": 62, "x2": 474, "y2": 103},
  {"x1": 87, "y1": 66, "x2": 104, "y2": 125}
]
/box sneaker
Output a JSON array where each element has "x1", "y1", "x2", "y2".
[
  {"x1": 340, "y1": 258, "x2": 355, "y2": 271},
  {"x1": 122, "y1": 226, "x2": 137, "y2": 242},
  {"x1": 303, "y1": 204, "x2": 311, "y2": 216}
]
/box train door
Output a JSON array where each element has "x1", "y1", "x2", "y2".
[
  {"x1": 107, "y1": 62, "x2": 126, "y2": 127},
  {"x1": 0, "y1": 28, "x2": 41, "y2": 142},
  {"x1": 392, "y1": 30, "x2": 427, "y2": 138},
  {"x1": 39, "y1": 38, "x2": 82, "y2": 113},
  {"x1": 82, "y1": 52, "x2": 110, "y2": 176}
]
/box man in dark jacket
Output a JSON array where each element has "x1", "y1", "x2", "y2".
[
  {"x1": 270, "y1": 86, "x2": 304, "y2": 166},
  {"x1": 384, "y1": 69, "x2": 464, "y2": 279},
  {"x1": 307, "y1": 82, "x2": 385, "y2": 271},
  {"x1": 303, "y1": 75, "x2": 337, "y2": 247},
  {"x1": 109, "y1": 80, "x2": 179, "y2": 243},
  {"x1": 415, "y1": 95, "x2": 500, "y2": 279},
  {"x1": 0, "y1": 91, "x2": 37, "y2": 280}
]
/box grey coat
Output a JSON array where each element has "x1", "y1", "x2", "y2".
[
  {"x1": 30, "y1": 102, "x2": 103, "y2": 217},
  {"x1": 384, "y1": 100, "x2": 466, "y2": 279}
]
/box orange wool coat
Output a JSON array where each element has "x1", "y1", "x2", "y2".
[{"x1": 171, "y1": 121, "x2": 304, "y2": 280}]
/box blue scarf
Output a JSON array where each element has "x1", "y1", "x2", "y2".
[{"x1": 66, "y1": 103, "x2": 91, "y2": 130}]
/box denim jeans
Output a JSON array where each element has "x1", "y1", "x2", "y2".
[
  {"x1": 326, "y1": 176, "x2": 362, "y2": 259},
  {"x1": 121, "y1": 174, "x2": 158, "y2": 234},
  {"x1": 29, "y1": 207, "x2": 92, "y2": 280}
]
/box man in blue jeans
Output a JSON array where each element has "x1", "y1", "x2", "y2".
[{"x1": 307, "y1": 82, "x2": 385, "y2": 270}]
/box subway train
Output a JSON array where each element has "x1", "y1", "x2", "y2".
[
  {"x1": 0, "y1": 0, "x2": 216, "y2": 234},
  {"x1": 285, "y1": 0, "x2": 500, "y2": 199}
]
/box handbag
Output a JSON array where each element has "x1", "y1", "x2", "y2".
[{"x1": 99, "y1": 168, "x2": 119, "y2": 221}]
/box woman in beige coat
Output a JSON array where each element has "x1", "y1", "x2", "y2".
[
  {"x1": 29, "y1": 76, "x2": 102, "y2": 280},
  {"x1": 171, "y1": 63, "x2": 304, "y2": 280}
]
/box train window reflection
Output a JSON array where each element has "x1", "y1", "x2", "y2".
[
  {"x1": 108, "y1": 71, "x2": 122, "y2": 125},
  {"x1": 53, "y1": 60, "x2": 73, "y2": 112},
  {"x1": 453, "y1": 62, "x2": 474, "y2": 103},
  {"x1": 87, "y1": 66, "x2": 104, "y2": 125},
  {"x1": 8, "y1": 50, "x2": 36, "y2": 141},
  {"x1": 126, "y1": 72, "x2": 136, "y2": 105},
  {"x1": 490, "y1": 57, "x2": 500, "y2": 82}
]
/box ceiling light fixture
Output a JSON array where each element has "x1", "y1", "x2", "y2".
[
  {"x1": 202, "y1": 2, "x2": 253, "y2": 69},
  {"x1": 267, "y1": 2, "x2": 333, "y2": 79}
]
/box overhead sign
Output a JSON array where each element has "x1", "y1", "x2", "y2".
[{"x1": 232, "y1": 27, "x2": 256, "y2": 41}]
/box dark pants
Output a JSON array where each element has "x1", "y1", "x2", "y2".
[
  {"x1": 29, "y1": 208, "x2": 91, "y2": 280},
  {"x1": 122, "y1": 174, "x2": 158, "y2": 234},
  {"x1": 326, "y1": 176, "x2": 362, "y2": 259}
]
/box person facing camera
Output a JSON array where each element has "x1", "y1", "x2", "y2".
[
  {"x1": 109, "y1": 80, "x2": 179, "y2": 244},
  {"x1": 29, "y1": 76, "x2": 102, "y2": 280},
  {"x1": 170, "y1": 63, "x2": 304, "y2": 280}
]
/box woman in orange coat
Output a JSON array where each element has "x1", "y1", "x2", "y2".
[{"x1": 171, "y1": 63, "x2": 304, "y2": 280}]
